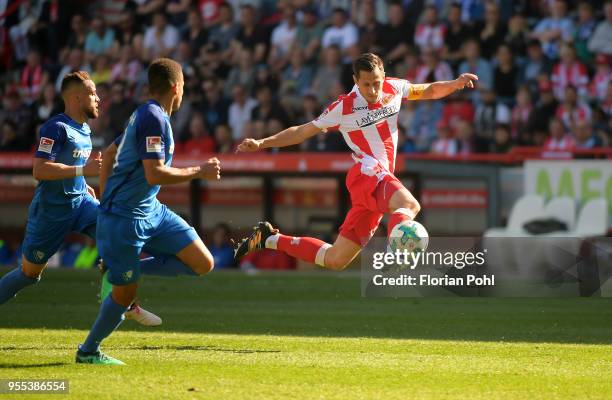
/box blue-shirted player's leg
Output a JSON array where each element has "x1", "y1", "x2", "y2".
[
  {"x1": 77, "y1": 212, "x2": 144, "y2": 365},
  {"x1": 140, "y1": 205, "x2": 214, "y2": 277},
  {"x1": 0, "y1": 202, "x2": 71, "y2": 305}
]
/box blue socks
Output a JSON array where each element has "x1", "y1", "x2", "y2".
[
  {"x1": 0, "y1": 267, "x2": 40, "y2": 305},
  {"x1": 80, "y1": 296, "x2": 128, "y2": 354},
  {"x1": 139, "y1": 256, "x2": 198, "y2": 277}
]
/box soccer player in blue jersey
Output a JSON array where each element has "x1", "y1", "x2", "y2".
[
  {"x1": 0, "y1": 71, "x2": 160, "y2": 326},
  {"x1": 76, "y1": 58, "x2": 220, "y2": 365}
]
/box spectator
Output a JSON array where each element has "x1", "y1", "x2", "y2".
[
  {"x1": 443, "y1": 3, "x2": 474, "y2": 71},
  {"x1": 294, "y1": 6, "x2": 324, "y2": 64},
  {"x1": 91, "y1": 55, "x2": 112, "y2": 85},
  {"x1": 0, "y1": 89, "x2": 35, "y2": 151},
  {"x1": 0, "y1": 120, "x2": 24, "y2": 151},
  {"x1": 430, "y1": 122, "x2": 458, "y2": 156},
  {"x1": 110, "y1": 45, "x2": 143, "y2": 85},
  {"x1": 511, "y1": 86, "x2": 533, "y2": 139},
  {"x1": 84, "y1": 17, "x2": 116, "y2": 61},
  {"x1": 378, "y1": 1, "x2": 413, "y2": 63},
  {"x1": 574, "y1": 1, "x2": 597, "y2": 64},
  {"x1": 115, "y1": 11, "x2": 140, "y2": 47},
  {"x1": 280, "y1": 48, "x2": 315, "y2": 107},
  {"x1": 551, "y1": 43, "x2": 589, "y2": 101},
  {"x1": 208, "y1": 2, "x2": 239, "y2": 54},
  {"x1": 492, "y1": 44, "x2": 520, "y2": 106},
  {"x1": 588, "y1": 0, "x2": 612, "y2": 56},
  {"x1": 414, "y1": 48, "x2": 453, "y2": 84},
  {"x1": 142, "y1": 12, "x2": 180, "y2": 61},
  {"x1": 200, "y1": 78, "x2": 229, "y2": 133},
  {"x1": 532, "y1": 0, "x2": 574, "y2": 60},
  {"x1": 233, "y1": 4, "x2": 268, "y2": 63},
  {"x1": 476, "y1": 1, "x2": 506, "y2": 59},
  {"x1": 591, "y1": 54, "x2": 612, "y2": 103},
  {"x1": 268, "y1": 5, "x2": 297, "y2": 71},
  {"x1": 410, "y1": 100, "x2": 445, "y2": 150},
  {"x1": 505, "y1": 13, "x2": 530, "y2": 59},
  {"x1": 440, "y1": 92, "x2": 475, "y2": 136},
  {"x1": 67, "y1": 14, "x2": 88, "y2": 50},
  {"x1": 55, "y1": 48, "x2": 91, "y2": 93},
  {"x1": 522, "y1": 39, "x2": 553, "y2": 86},
  {"x1": 178, "y1": 113, "x2": 216, "y2": 155},
  {"x1": 526, "y1": 80, "x2": 559, "y2": 137},
  {"x1": 33, "y1": 83, "x2": 62, "y2": 124},
  {"x1": 414, "y1": 5, "x2": 446, "y2": 52},
  {"x1": 228, "y1": 85, "x2": 257, "y2": 140},
  {"x1": 321, "y1": 8, "x2": 359, "y2": 60},
  {"x1": 311, "y1": 45, "x2": 343, "y2": 105},
  {"x1": 474, "y1": 87, "x2": 511, "y2": 144},
  {"x1": 251, "y1": 86, "x2": 289, "y2": 126},
  {"x1": 107, "y1": 81, "x2": 137, "y2": 141},
  {"x1": 198, "y1": 0, "x2": 224, "y2": 28},
  {"x1": 456, "y1": 120, "x2": 477, "y2": 154},
  {"x1": 224, "y1": 47, "x2": 256, "y2": 97},
  {"x1": 458, "y1": 39, "x2": 493, "y2": 103},
  {"x1": 182, "y1": 8, "x2": 209, "y2": 59},
  {"x1": 166, "y1": 0, "x2": 191, "y2": 28},
  {"x1": 573, "y1": 119, "x2": 603, "y2": 149},
  {"x1": 491, "y1": 123, "x2": 513, "y2": 153},
  {"x1": 556, "y1": 85, "x2": 592, "y2": 131},
  {"x1": 214, "y1": 123, "x2": 235, "y2": 153},
  {"x1": 19, "y1": 50, "x2": 48, "y2": 105},
  {"x1": 543, "y1": 116, "x2": 574, "y2": 150},
  {"x1": 355, "y1": 0, "x2": 381, "y2": 55},
  {"x1": 209, "y1": 223, "x2": 236, "y2": 268}
]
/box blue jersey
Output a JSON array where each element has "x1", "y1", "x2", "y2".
[
  {"x1": 100, "y1": 100, "x2": 174, "y2": 219},
  {"x1": 33, "y1": 113, "x2": 92, "y2": 207}
]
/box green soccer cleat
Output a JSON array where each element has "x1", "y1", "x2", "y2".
[
  {"x1": 234, "y1": 221, "x2": 278, "y2": 261},
  {"x1": 75, "y1": 349, "x2": 125, "y2": 365}
]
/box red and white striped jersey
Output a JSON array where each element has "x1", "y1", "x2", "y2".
[{"x1": 312, "y1": 78, "x2": 419, "y2": 176}]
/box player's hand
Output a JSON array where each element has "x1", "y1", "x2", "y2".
[
  {"x1": 455, "y1": 73, "x2": 478, "y2": 90},
  {"x1": 236, "y1": 138, "x2": 262, "y2": 152},
  {"x1": 86, "y1": 184, "x2": 97, "y2": 199},
  {"x1": 84, "y1": 151, "x2": 102, "y2": 177},
  {"x1": 199, "y1": 157, "x2": 221, "y2": 180}
]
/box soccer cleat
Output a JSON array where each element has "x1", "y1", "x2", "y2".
[
  {"x1": 234, "y1": 221, "x2": 278, "y2": 261},
  {"x1": 124, "y1": 303, "x2": 162, "y2": 326},
  {"x1": 75, "y1": 349, "x2": 125, "y2": 365}
]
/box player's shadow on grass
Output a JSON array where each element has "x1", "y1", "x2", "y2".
[
  {"x1": 0, "y1": 362, "x2": 68, "y2": 369},
  {"x1": 127, "y1": 345, "x2": 280, "y2": 354}
]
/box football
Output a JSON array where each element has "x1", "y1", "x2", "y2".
[{"x1": 387, "y1": 220, "x2": 429, "y2": 253}]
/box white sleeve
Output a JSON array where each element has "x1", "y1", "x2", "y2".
[
  {"x1": 388, "y1": 78, "x2": 412, "y2": 98},
  {"x1": 312, "y1": 98, "x2": 343, "y2": 131}
]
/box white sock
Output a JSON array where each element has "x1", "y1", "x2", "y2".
[{"x1": 315, "y1": 244, "x2": 331, "y2": 267}]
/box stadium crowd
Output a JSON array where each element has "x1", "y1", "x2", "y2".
[{"x1": 0, "y1": 0, "x2": 611, "y2": 156}]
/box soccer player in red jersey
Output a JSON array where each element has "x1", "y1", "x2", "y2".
[{"x1": 234, "y1": 53, "x2": 477, "y2": 270}]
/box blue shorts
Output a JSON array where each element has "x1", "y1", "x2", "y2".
[
  {"x1": 22, "y1": 195, "x2": 99, "y2": 264},
  {"x1": 96, "y1": 204, "x2": 199, "y2": 285}
]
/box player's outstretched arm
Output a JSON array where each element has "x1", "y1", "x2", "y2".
[
  {"x1": 237, "y1": 122, "x2": 321, "y2": 152},
  {"x1": 32, "y1": 152, "x2": 102, "y2": 181},
  {"x1": 143, "y1": 157, "x2": 220, "y2": 185},
  {"x1": 411, "y1": 73, "x2": 479, "y2": 100}
]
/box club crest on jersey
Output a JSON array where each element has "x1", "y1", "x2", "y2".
[
  {"x1": 37, "y1": 137, "x2": 54, "y2": 154},
  {"x1": 72, "y1": 149, "x2": 91, "y2": 159},
  {"x1": 146, "y1": 136, "x2": 162, "y2": 153},
  {"x1": 123, "y1": 270, "x2": 133, "y2": 281},
  {"x1": 33, "y1": 250, "x2": 45, "y2": 262}
]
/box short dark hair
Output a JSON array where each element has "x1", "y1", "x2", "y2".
[
  {"x1": 60, "y1": 71, "x2": 90, "y2": 95},
  {"x1": 148, "y1": 58, "x2": 183, "y2": 95},
  {"x1": 352, "y1": 53, "x2": 384, "y2": 78}
]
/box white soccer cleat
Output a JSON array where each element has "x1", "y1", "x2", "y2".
[{"x1": 124, "y1": 304, "x2": 162, "y2": 327}]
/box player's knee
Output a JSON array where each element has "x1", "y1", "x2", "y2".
[
  {"x1": 21, "y1": 261, "x2": 44, "y2": 280},
  {"x1": 391, "y1": 192, "x2": 421, "y2": 217},
  {"x1": 191, "y1": 253, "x2": 214, "y2": 276}
]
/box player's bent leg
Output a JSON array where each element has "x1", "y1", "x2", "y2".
[
  {"x1": 175, "y1": 239, "x2": 214, "y2": 276},
  {"x1": 322, "y1": 235, "x2": 363, "y2": 271},
  {"x1": 111, "y1": 283, "x2": 138, "y2": 307},
  {"x1": 384, "y1": 184, "x2": 421, "y2": 238},
  {"x1": 0, "y1": 256, "x2": 44, "y2": 305}
]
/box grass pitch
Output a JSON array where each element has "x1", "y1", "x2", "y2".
[{"x1": 0, "y1": 268, "x2": 611, "y2": 399}]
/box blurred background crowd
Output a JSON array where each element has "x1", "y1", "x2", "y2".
[{"x1": 0, "y1": 0, "x2": 611, "y2": 157}]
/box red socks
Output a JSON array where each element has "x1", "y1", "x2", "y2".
[
  {"x1": 388, "y1": 208, "x2": 413, "y2": 238},
  {"x1": 266, "y1": 234, "x2": 330, "y2": 266}
]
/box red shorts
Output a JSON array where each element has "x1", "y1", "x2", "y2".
[{"x1": 339, "y1": 163, "x2": 405, "y2": 247}]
